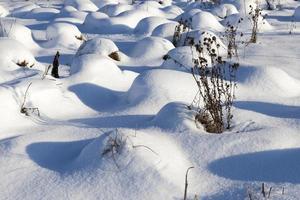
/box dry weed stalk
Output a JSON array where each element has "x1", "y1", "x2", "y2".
[
  {"x1": 248, "y1": 2, "x2": 263, "y2": 43},
  {"x1": 191, "y1": 33, "x2": 238, "y2": 133},
  {"x1": 172, "y1": 19, "x2": 190, "y2": 47},
  {"x1": 20, "y1": 82, "x2": 40, "y2": 116}
]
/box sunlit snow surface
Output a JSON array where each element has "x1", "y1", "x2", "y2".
[{"x1": 0, "y1": 0, "x2": 300, "y2": 199}]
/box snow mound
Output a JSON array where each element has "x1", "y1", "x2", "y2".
[
  {"x1": 69, "y1": 54, "x2": 134, "y2": 91},
  {"x1": 238, "y1": 66, "x2": 300, "y2": 98},
  {"x1": 75, "y1": 37, "x2": 119, "y2": 58},
  {"x1": 129, "y1": 37, "x2": 174, "y2": 60},
  {"x1": 45, "y1": 22, "x2": 83, "y2": 48},
  {"x1": 152, "y1": 102, "x2": 197, "y2": 131},
  {"x1": 176, "y1": 8, "x2": 201, "y2": 24},
  {"x1": 212, "y1": 4, "x2": 239, "y2": 19},
  {"x1": 99, "y1": 4, "x2": 133, "y2": 17},
  {"x1": 0, "y1": 19, "x2": 38, "y2": 49},
  {"x1": 192, "y1": 11, "x2": 225, "y2": 32},
  {"x1": 83, "y1": 12, "x2": 109, "y2": 29},
  {"x1": 74, "y1": 129, "x2": 191, "y2": 188},
  {"x1": 134, "y1": 16, "x2": 171, "y2": 35},
  {"x1": 12, "y1": 3, "x2": 40, "y2": 17},
  {"x1": 24, "y1": 7, "x2": 60, "y2": 20},
  {"x1": 0, "y1": 38, "x2": 36, "y2": 71},
  {"x1": 162, "y1": 46, "x2": 198, "y2": 71},
  {"x1": 58, "y1": 6, "x2": 88, "y2": 23},
  {"x1": 64, "y1": 0, "x2": 98, "y2": 12},
  {"x1": 127, "y1": 69, "x2": 197, "y2": 112},
  {"x1": 22, "y1": 79, "x2": 85, "y2": 119},
  {"x1": 161, "y1": 5, "x2": 183, "y2": 18},
  {"x1": 82, "y1": 11, "x2": 135, "y2": 34},
  {"x1": 293, "y1": 6, "x2": 300, "y2": 21},
  {"x1": 0, "y1": 5, "x2": 9, "y2": 17},
  {"x1": 151, "y1": 22, "x2": 179, "y2": 41}
]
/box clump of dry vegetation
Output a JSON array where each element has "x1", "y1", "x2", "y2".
[
  {"x1": 16, "y1": 60, "x2": 34, "y2": 68},
  {"x1": 108, "y1": 51, "x2": 121, "y2": 61},
  {"x1": 190, "y1": 33, "x2": 239, "y2": 133}
]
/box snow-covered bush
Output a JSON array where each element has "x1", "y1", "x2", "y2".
[
  {"x1": 46, "y1": 22, "x2": 83, "y2": 48},
  {"x1": 75, "y1": 37, "x2": 120, "y2": 61}
]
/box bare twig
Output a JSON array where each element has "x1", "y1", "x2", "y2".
[{"x1": 183, "y1": 166, "x2": 194, "y2": 200}]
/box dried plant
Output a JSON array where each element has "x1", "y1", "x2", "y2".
[
  {"x1": 75, "y1": 34, "x2": 86, "y2": 42},
  {"x1": 108, "y1": 51, "x2": 121, "y2": 61},
  {"x1": 20, "y1": 82, "x2": 40, "y2": 116},
  {"x1": 247, "y1": 183, "x2": 285, "y2": 199},
  {"x1": 102, "y1": 129, "x2": 158, "y2": 170},
  {"x1": 191, "y1": 34, "x2": 239, "y2": 133},
  {"x1": 289, "y1": 20, "x2": 296, "y2": 34},
  {"x1": 16, "y1": 60, "x2": 34, "y2": 68},
  {"x1": 102, "y1": 130, "x2": 126, "y2": 169},
  {"x1": 248, "y1": 3, "x2": 263, "y2": 43},
  {"x1": 183, "y1": 167, "x2": 194, "y2": 200},
  {"x1": 172, "y1": 19, "x2": 190, "y2": 47},
  {"x1": 224, "y1": 19, "x2": 243, "y2": 59}
]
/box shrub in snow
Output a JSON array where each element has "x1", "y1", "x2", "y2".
[
  {"x1": 190, "y1": 34, "x2": 239, "y2": 133},
  {"x1": 46, "y1": 22, "x2": 83, "y2": 48},
  {"x1": 248, "y1": 4, "x2": 263, "y2": 43},
  {"x1": 223, "y1": 18, "x2": 244, "y2": 59},
  {"x1": 75, "y1": 37, "x2": 120, "y2": 61},
  {"x1": 172, "y1": 19, "x2": 190, "y2": 47}
]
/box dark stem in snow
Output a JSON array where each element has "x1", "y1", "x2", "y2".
[
  {"x1": 51, "y1": 51, "x2": 60, "y2": 78},
  {"x1": 183, "y1": 166, "x2": 194, "y2": 200}
]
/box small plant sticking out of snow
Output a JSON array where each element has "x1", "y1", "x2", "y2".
[
  {"x1": 101, "y1": 129, "x2": 158, "y2": 170},
  {"x1": 16, "y1": 60, "x2": 34, "y2": 68},
  {"x1": 190, "y1": 33, "x2": 239, "y2": 133},
  {"x1": 248, "y1": 3, "x2": 263, "y2": 43},
  {"x1": 108, "y1": 51, "x2": 121, "y2": 61},
  {"x1": 51, "y1": 51, "x2": 60, "y2": 78},
  {"x1": 102, "y1": 130, "x2": 126, "y2": 169},
  {"x1": 172, "y1": 19, "x2": 190, "y2": 47},
  {"x1": 224, "y1": 19, "x2": 243, "y2": 59},
  {"x1": 20, "y1": 82, "x2": 40, "y2": 117},
  {"x1": 289, "y1": 20, "x2": 296, "y2": 35},
  {"x1": 247, "y1": 183, "x2": 285, "y2": 199},
  {"x1": 75, "y1": 34, "x2": 86, "y2": 42},
  {"x1": 183, "y1": 166, "x2": 194, "y2": 200}
]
